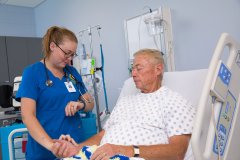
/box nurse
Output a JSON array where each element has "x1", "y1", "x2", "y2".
[{"x1": 16, "y1": 26, "x2": 94, "y2": 160}]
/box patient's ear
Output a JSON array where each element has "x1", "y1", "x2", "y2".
[{"x1": 155, "y1": 63, "x2": 164, "y2": 75}]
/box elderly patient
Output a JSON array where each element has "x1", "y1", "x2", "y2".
[{"x1": 52, "y1": 49, "x2": 196, "y2": 160}]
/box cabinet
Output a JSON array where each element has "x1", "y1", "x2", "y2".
[
  {"x1": 0, "y1": 36, "x2": 42, "y2": 85},
  {"x1": 0, "y1": 37, "x2": 9, "y2": 84}
]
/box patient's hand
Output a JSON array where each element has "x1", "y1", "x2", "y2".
[
  {"x1": 51, "y1": 140, "x2": 79, "y2": 158},
  {"x1": 90, "y1": 143, "x2": 119, "y2": 160}
]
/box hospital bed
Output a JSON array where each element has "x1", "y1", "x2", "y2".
[{"x1": 119, "y1": 33, "x2": 240, "y2": 160}]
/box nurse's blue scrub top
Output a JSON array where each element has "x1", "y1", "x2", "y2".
[{"x1": 16, "y1": 62, "x2": 87, "y2": 160}]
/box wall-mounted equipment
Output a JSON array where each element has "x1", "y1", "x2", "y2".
[
  {"x1": 144, "y1": 12, "x2": 163, "y2": 36},
  {"x1": 124, "y1": 7, "x2": 175, "y2": 72}
]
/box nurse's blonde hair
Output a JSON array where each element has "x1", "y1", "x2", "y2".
[{"x1": 42, "y1": 26, "x2": 78, "y2": 58}]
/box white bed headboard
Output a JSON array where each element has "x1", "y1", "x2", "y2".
[{"x1": 119, "y1": 69, "x2": 208, "y2": 107}]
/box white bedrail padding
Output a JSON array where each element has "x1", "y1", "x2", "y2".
[
  {"x1": 191, "y1": 33, "x2": 240, "y2": 160},
  {"x1": 8, "y1": 128, "x2": 28, "y2": 160}
]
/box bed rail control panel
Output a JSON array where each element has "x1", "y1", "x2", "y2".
[
  {"x1": 210, "y1": 61, "x2": 231, "y2": 102},
  {"x1": 213, "y1": 91, "x2": 236, "y2": 156},
  {"x1": 210, "y1": 61, "x2": 237, "y2": 157}
]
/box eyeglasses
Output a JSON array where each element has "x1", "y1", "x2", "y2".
[
  {"x1": 131, "y1": 63, "x2": 156, "y2": 74},
  {"x1": 131, "y1": 65, "x2": 144, "y2": 73},
  {"x1": 54, "y1": 42, "x2": 78, "y2": 58}
]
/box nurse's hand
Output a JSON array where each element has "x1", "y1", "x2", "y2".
[
  {"x1": 59, "y1": 134, "x2": 78, "y2": 146},
  {"x1": 65, "y1": 101, "x2": 84, "y2": 116},
  {"x1": 51, "y1": 140, "x2": 79, "y2": 158}
]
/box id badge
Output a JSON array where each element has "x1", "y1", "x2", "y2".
[{"x1": 64, "y1": 81, "x2": 76, "y2": 92}]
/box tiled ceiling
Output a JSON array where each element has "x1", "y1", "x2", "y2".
[{"x1": 0, "y1": 0, "x2": 46, "y2": 8}]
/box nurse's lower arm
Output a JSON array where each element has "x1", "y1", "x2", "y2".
[
  {"x1": 84, "y1": 100, "x2": 94, "y2": 112},
  {"x1": 21, "y1": 98, "x2": 54, "y2": 151},
  {"x1": 81, "y1": 93, "x2": 94, "y2": 112}
]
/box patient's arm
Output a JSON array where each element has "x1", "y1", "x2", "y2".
[
  {"x1": 90, "y1": 134, "x2": 190, "y2": 160},
  {"x1": 78, "y1": 129, "x2": 105, "y2": 149},
  {"x1": 139, "y1": 134, "x2": 191, "y2": 160},
  {"x1": 52, "y1": 132, "x2": 190, "y2": 159}
]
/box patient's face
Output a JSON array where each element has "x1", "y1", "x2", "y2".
[{"x1": 132, "y1": 54, "x2": 162, "y2": 93}]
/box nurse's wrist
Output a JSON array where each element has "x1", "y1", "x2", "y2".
[
  {"x1": 78, "y1": 99, "x2": 86, "y2": 111},
  {"x1": 46, "y1": 141, "x2": 54, "y2": 151}
]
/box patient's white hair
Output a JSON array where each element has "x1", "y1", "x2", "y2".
[
  {"x1": 134, "y1": 48, "x2": 164, "y2": 65},
  {"x1": 134, "y1": 48, "x2": 164, "y2": 81}
]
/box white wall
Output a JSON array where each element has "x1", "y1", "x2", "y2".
[{"x1": 1, "y1": 0, "x2": 240, "y2": 111}]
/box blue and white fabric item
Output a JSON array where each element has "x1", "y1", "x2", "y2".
[{"x1": 62, "y1": 145, "x2": 129, "y2": 160}]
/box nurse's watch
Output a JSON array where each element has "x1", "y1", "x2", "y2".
[
  {"x1": 133, "y1": 145, "x2": 140, "y2": 157},
  {"x1": 79, "y1": 99, "x2": 86, "y2": 111}
]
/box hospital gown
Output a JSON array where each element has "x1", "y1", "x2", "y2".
[{"x1": 101, "y1": 86, "x2": 196, "y2": 159}]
